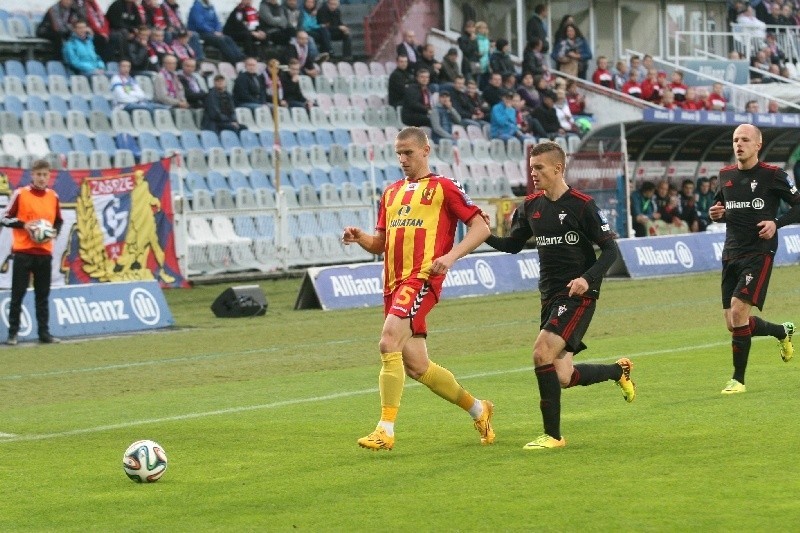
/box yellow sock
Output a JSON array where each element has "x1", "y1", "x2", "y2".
[
  {"x1": 417, "y1": 361, "x2": 475, "y2": 412},
  {"x1": 379, "y1": 352, "x2": 404, "y2": 419}
]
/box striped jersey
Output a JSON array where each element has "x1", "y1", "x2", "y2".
[{"x1": 376, "y1": 173, "x2": 480, "y2": 294}]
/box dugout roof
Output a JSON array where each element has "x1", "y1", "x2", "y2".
[{"x1": 580, "y1": 122, "x2": 800, "y2": 168}]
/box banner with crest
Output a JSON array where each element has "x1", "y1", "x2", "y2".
[{"x1": 0, "y1": 158, "x2": 186, "y2": 289}]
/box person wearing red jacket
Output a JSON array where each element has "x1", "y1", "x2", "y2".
[
  {"x1": 640, "y1": 68, "x2": 662, "y2": 103},
  {"x1": 620, "y1": 68, "x2": 643, "y2": 99},
  {"x1": 1, "y1": 159, "x2": 64, "y2": 345},
  {"x1": 680, "y1": 87, "x2": 705, "y2": 110},
  {"x1": 668, "y1": 70, "x2": 688, "y2": 103},
  {"x1": 706, "y1": 82, "x2": 728, "y2": 111},
  {"x1": 591, "y1": 56, "x2": 613, "y2": 88}
]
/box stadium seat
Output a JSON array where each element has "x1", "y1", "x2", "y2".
[
  {"x1": 228, "y1": 170, "x2": 250, "y2": 190},
  {"x1": 48, "y1": 94, "x2": 69, "y2": 117},
  {"x1": 185, "y1": 148, "x2": 208, "y2": 173},
  {"x1": 332, "y1": 128, "x2": 351, "y2": 147},
  {"x1": 220, "y1": 129, "x2": 242, "y2": 155},
  {"x1": 206, "y1": 170, "x2": 231, "y2": 193},
  {"x1": 289, "y1": 146, "x2": 312, "y2": 171},
  {"x1": 71, "y1": 133, "x2": 95, "y2": 155},
  {"x1": 48, "y1": 133, "x2": 71, "y2": 155},
  {"x1": 25, "y1": 60, "x2": 46, "y2": 80},
  {"x1": 309, "y1": 106, "x2": 331, "y2": 128},
  {"x1": 135, "y1": 75, "x2": 154, "y2": 99},
  {"x1": 249, "y1": 169, "x2": 273, "y2": 190},
  {"x1": 234, "y1": 188, "x2": 258, "y2": 210},
  {"x1": 239, "y1": 129, "x2": 260, "y2": 152},
  {"x1": 298, "y1": 74, "x2": 316, "y2": 100},
  {"x1": 131, "y1": 109, "x2": 159, "y2": 136},
  {"x1": 66, "y1": 151, "x2": 89, "y2": 169},
  {"x1": 327, "y1": 143, "x2": 347, "y2": 168},
  {"x1": 4, "y1": 77, "x2": 26, "y2": 103},
  {"x1": 71, "y1": 75, "x2": 92, "y2": 100},
  {"x1": 89, "y1": 150, "x2": 112, "y2": 169},
  {"x1": 114, "y1": 149, "x2": 136, "y2": 168},
  {"x1": 348, "y1": 166, "x2": 367, "y2": 186},
  {"x1": 279, "y1": 130, "x2": 299, "y2": 150},
  {"x1": 249, "y1": 147, "x2": 273, "y2": 172},
  {"x1": 291, "y1": 107, "x2": 313, "y2": 131},
  {"x1": 200, "y1": 130, "x2": 223, "y2": 151},
  {"x1": 347, "y1": 143, "x2": 369, "y2": 168},
  {"x1": 175, "y1": 108, "x2": 199, "y2": 131},
  {"x1": 340, "y1": 182, "x2": 362, "y2": 205},
  {"x1": 229, "y1": 147, "x2": 252, "y2": 173},
  {"x1": 290, "y1": 168, "x2": 313, "y2": 189},
  {"x1": 140, "y1": 149, "x2": 161, "y2": 164},
  {"x1": 1, "y1": 133, "x2": 26, "y2": 160},
  {"x1": 115, "y1": 132, "x2": 141, "y2": 159},
  {"x1": 3, "y1": 96, "x2": 24, "y2": 119},
  {"x1": 46, "y1": 60, "x2": 67, "y2": 78},
  {"x1": 276, "y1": 106, "x2": 297, "y2": 132},
  {"x1": 234, "y1": 107, "x2": 257, "y2": 132},
  {"x1": 253, "y1": 106, "x2": 274, "y2": 132},
  {"x1": 294, "y1": 128, "x2": 314, "y2": 148},
  {"x1": 369, "y1": 61, "x2": 386, "y2": 76},
  {"x1": 22, "y1": 110, "x2": 46, "y2": 135},
  {"x1": 180, "y1": 131, "x2": 203, "y2": 151},
  {"x1": 350, "y1": 94, "x2": 368, "y2": 112},
  {"x1": 207, "y1": 147, "x2": 230, "y2": 173},
  {"x1": 91, "y1": 74, "x2": 111, "y2": 100},
  {"x1": 4, "y1": 59, "x2": 24, "y2": 79},
  {"x1": 154, "y1": 109, "x2": 181, "y2": 136},
  {"x1": 138, "y1": 132, "x2": 162, "y2": 156},
  {"x1": 298, "y1": 184, "x2": 320, "y2": 206},
  {"x1": 258, "y1": 130, "x2": 274, "y2": 148},
  {"x1": 159, "y1": 132, "x2": 182, "y2": 156}
]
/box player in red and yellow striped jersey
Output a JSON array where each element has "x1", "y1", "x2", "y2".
[{"x1": 342, "y1": 127, "x2": 493, "y2": 451}]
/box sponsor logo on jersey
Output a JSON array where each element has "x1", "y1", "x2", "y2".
[
  {"x1": 745, "y1": 273, "x2": 753, "y2": 285},
  {"x1": 725, "y1": 198, "x2": 763, "y2": 209},
  {"x1": 725, "y1": 180, "x2": 733, "y2": 187},
  {"x1": 406, "y1": 182, "x2": 419, "y2": 191},
  {"x1": 558, "y1": 213, "x2": 567, "y2": 224},
  {"x1": 557, "y1": 305, "x2": 567, "y2": 316},
  {"x1": 752, "y1": 198, "x2": 764, "y2": 209},
  {"x1": 398, "y1": 205, "x2": 411, "y2": 216},
  {"x1": 564, "y1": 231, "x2": 579, "y2": 244},
  {"x1": 532, "y1": 211, "x2": 541, "y2": 219},
  {"x1": 751, "y1": 180, "x2": 757, "y2": 192},
  {"x1": 390, "y1": 218, "x2": 424, "y2": 227}
]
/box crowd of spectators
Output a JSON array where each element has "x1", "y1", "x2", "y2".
[{"x1": 630, "y1": 176, "x2": 719, "y2": 237}]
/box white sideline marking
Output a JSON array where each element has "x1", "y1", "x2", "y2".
[{"x1": 0, "y1": 338, "x2": 766, "y2": 444}]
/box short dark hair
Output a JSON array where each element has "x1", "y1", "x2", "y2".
[
  {"x1": 31, "y1": 159, "x2": 50, "y2": 172},
  {"x1": 640, "y1": 181, "x2": 656, "y2": 193},
  {"x1": 529, "y1": 141, "x2": 566, "y2": 167},
  {"x1": 214, "y1": 74, "x2": 226, "y2": 81}
]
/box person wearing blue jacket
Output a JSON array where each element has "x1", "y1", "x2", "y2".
[
  {"x1": 490, "y1": 91, "x2": 520, "y2": 141},
  {"x1": 62, "y1": 20, "x2": 105, "y2": 76},
  {"x1": 187, "y1": 0, "x2": 245, "y2": 63}
]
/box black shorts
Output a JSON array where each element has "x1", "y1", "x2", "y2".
[
  {"x1": 540, "y1": 295, "x2": 596, "y2": 355},
  {"x1": 721, "y1": 254, "x2": 773, "y2": 311}
]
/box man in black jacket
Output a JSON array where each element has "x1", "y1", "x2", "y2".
[
  {"x1": 388, "y1": 55, "x2": 414, "y2": 107},
  {"x1": 317, "y1": 0, "x2": 351, "y2": 60},
  {"x1": 203, "y1": 74, "x2": 246, "y2": 133},
  {"x1": 526, "y1": 4, "x2": 549, "y2": 54},
  {"x1": 233, "y1": 57, "x2": 268, "y2": 110},
  {"x1": 400, "y1": 68, "x2": 432, "y2": 127}
]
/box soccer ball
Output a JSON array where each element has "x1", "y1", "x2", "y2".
[
  {"x1": 28, "y1": 219, "x2": 56, "y2": 244},
  {"x1": 122, "y1": 440, "x2": 168, "y2": 483}
]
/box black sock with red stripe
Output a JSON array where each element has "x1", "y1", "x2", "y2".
[
  {"x1": 732, "y1": 324, "x2": 752, "y2": 384},
  {"x1": 535, "y1": 364, "x2": 561, "y2": 440},
  {"x1": 749, "y1": 316, "x2": 787, "y2": 339},
  {"x1": 567, "y1": 364, "x2": 623, "y2": 387}
]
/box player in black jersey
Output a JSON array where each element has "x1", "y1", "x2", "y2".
[
  {"x1": 485, "y1": 141, "x2": 634, "y2": 450},
  {"x1": 709, "y1": 123, "x2": 800, "y2": 394}
]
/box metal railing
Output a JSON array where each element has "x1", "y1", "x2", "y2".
[{"x1": 670, "y1": 25, "x2": 800, "y2": 64}]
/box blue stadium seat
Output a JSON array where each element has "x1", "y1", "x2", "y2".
[
  {"x1": 48, "y1": 133, "x2": 72, "y2": 155},
  {"x1": 240, "y1": 130, "x2": 260, "y2": 151},
  {"x1": 296, "y1": 129, "x2": 315, "y2": 148},
  {"x1": 200, "y1": 130, "x2": 222, "y2": 151},
  {"x1": 332, "y1": 128, "x2": 352, "y2": 146},
  {"x1": 329, "y1": 168, "x2": 349, "y2": 188},
  {"x1": 279, "y1": 130, "x2": 298, "y2": 150},
  {"x1": 0, "y1": 63, "x2": 4, "y2": 83},
  {"x1": 115, "y1": 133, "x2": 141, "y2": 159},
  {"x1": 25, "y1": 60, "x2": 46, "y2": 81},
  {"x1": 4, "y1": 95, "x2": 24, "y2": 118},
  {"x1": 273, "y1": 170, "x2": 290, "y2": 189},
  {"x1": 69, "y1": 95, "x2": 90, "y2": 114},
  {"x1": 290, "y1": 169, "x2": 312, "y2": 189},
  {"x1": 90, "y1": 95, "x2": 112, "y2": 118},
  {"x1": 46, "y1": 60, "x2": 67, "y2": 78},
  {"x1": 314, "y1": 128, "x2": 334, "y2": 152},
  {"x1": 384, "y1": 166, "x2": 403, "y2": 182},
  {"x1": 94, "y1": 132, "x2": 118, "y2": 157},
  {"x1": 228, "y1": 170, "x2": 250, "y2": 190},
  {"x1": 254, "y1": 215, "x2": 275, "y2": 238},
  {"x1": 258, "y1": 131, "x2": 274, "y2": 148},
  {"x1": 71, "y1": 133, "x2": 95, "y2": 155},
  {"x1": 26, "y1": 95, "x2": 47, "y2": 116},
  {"x1": 234, "y1": 215, "x2": 257, "y2": 238},
  {"x1": 348, "y1": 167, "x2": 368, "y2": 186},
  {"x1": 159, "y1": 132, "x2": 182, "y2": 155},
  {"x1": 48, "y1": 95, "x2": 69, "y2": 117},
  {"x1": 206, "y1": 171, "x2": 231, "y2": 193},
  {"x1": 310, "y1": 168, "x2": 330, "y2": 189},
  {"x1": 249, "y1": 169, "x2": 274, "y2": 190},
  {"x1": 4, "y1": 59, "x2": 24, "y2": 79},
  {"x1": 138, "y1": 132, "x2": 162, "y2": 156},
  {"x1": 180, "y1": 131, "x2": 202, "y2": 151},
  {"x1": 184, "y1": 172, "x2": 210, "y2": 195},
  {"x1": 220, "y1": 129, "x2": 242, "y2": 154}
]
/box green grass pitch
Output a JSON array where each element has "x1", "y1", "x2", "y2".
[{"x1": 2, "y1": 266, "x2": 800, "y2": 530}]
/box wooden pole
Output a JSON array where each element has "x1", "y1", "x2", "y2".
[{"x1": 269, "y1": 58, "x2": 281, "y2": 192}]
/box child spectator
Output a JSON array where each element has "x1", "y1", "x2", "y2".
[
  {"x1": 621, "y1": 68, "x2": 643, "y2": 99},
  {"x1": 592, "y1": 56, "x2": 613, "y2": 88},
  {"x1": 640, "y1": 68, "x2": 663, "y2": 103},
  {"x1": 661, "y1": 88, "x2": 678, "y2": 109},
  {"x1": 668, "y1": 70, "x2": 687, "y2": 102},
  {"x1": 680, "y1": 87, "x2": 705, "y2": 110},
  {"x1": 706, "y1": 82, "x2": 727, "y2": 111}
]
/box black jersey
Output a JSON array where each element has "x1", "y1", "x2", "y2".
[
  {"x1": 488, "y1": 187, "x2": 617, "y2": 300},
  {"x1": 714, "y1": 162, "x2": 800, "y2": 261}
]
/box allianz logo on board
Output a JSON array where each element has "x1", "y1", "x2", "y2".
[
  {"x1": 442, "y1": 259, "x2": 496, "y2": 290},
  {"x1": 518, "y1": 257, "x2": 540, "y2": 280},
  {"x1": 635, "y1": 241, "x2": 694, "y2": 269},
  {"x1": 785, "y1": 234, "x2": 800, "y2": 255},
  {"x1": 54, "y1": 288, "x2": 161, "y2": 326},
  {"x1": 0, "y1": 298, "x2": 33, "y2": 336}
]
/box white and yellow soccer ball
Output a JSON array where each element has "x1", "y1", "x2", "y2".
[
  {"x1": 28, "y1": 219, "x2": 56, "y2": 244},
  {"x1": 122, "y1": 440, "x2": 168, "y2": 483}
]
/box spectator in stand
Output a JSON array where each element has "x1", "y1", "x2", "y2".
[
  {"x1": 490, "y1": 90, "x2": 522, "y2": 142},
  {"x1": 565, "y1": 80, "x2": 586, "y2": 117},
  {"x1": 629, "y1": 54, "x2": 646, "y2": 81},
  {"x1": 531, "y1": 90, "x2": 564, "y2": 139},
  {"x1": 148, "y1": 28, "x2": 175, "y2": 66},
  {"x1": 706, "y1": 82, "x2": 727, "y2": 110},
  {"x1": 283, "y1": 0, "x2": 307, "y2": 35},
  {"x1": 482, "y1": 72, "x2": 504, "y2": 108},
  {"x1": 301, "y1": 0, "x2": 332, "y2": 57},
  {"x1": 416, "y1": 44, "x2": 443, "y2": 90},
  {"x1": 767, "y1": 100, "x2": 780, "y2": 113},
  {"x1": 260, "y1": 0, "x2": 296, "y2": 47},
  {"x1": 37, "y1": 0, "x2": 82, "y2": 59},
  {"x1": 225, "y1": 0, "x2": 268, "y2": 60},
  {"x1": 612, "y1": 59, "x2": 628, "y2": 90},
  {"x1": 451, "y1": 76, "x2": 488, "y2": 129},
  {"x1": 749, "y1": 49, "x2": 770, "y2": 83},
  {"x1": 187, "y1": 0, "x2": 246, "y2": 63},
  {"x1": 401, "y1": 68, "x2": 433, "y2": 127},
  {"x1": 430, "y1": 90, "x2": 462, "y2": 143},
  {"x1": 177, "y1": 57, "x2": 207, "y2": 109},
  {"x1": 680, "y1": 87, "x2": 705, "y2": 110},
  {"x1": 490, "y1": 38, "x2": 517, "y2": 79},
  {"x1": 522, "y1": 37, "x2": 548, "y2": 78},
  {"x1": 170, "y1": 30, "x2": 196, "y2": 63},
  {"x1": 630, "y1": 180, "x2": 657, "y2": 237},
  {"x1": 233, "y1": 57, "x2": 268, "y2": 110},
  {"x1": 280, "y1": 58, "x2": 312, "y2": 109},
  {"x1": 75, "y1": 0, "x2": 118, "y2": 61},
  {"x1": 551, "y1": 14, "x2": 574, "y2": 49},
  {"x1": 474, "y1": 21, "x2": 491, "y2": 87},
  {"x1": 285, "y1": 30, "x2": 321, "y2": 77},
  {"x1": 642, "y1": 54, "x2": 655, "y2": 74},
  {"x1": 513, "y1": 92, "x2": 546, "y2": 139},
  {"x1": 153, "y1": 54, "x2": 190, "y2": 109},
  {"x1": 774, "y1": 3, "x2": 797, "y2": 29},
  {"x1": 592, "y1": 56, "x2": 613, "y2": 89},
  {"x1": 440, "y1": 48, "x2": 462, "y2": 85},
  {"x1": 526, "y1": 4, "x2": 550, "y2": 54},
  {"x1": 502, "y1": 73, "x2": 518, "y2": 94},
  {"x1": 202, "y1": 74, "x2": 246, "y2": 133},
  {"x1": 388, "y1": 55, "x2": 414, "y2": 107},
  {"x1": 694, "y1": 176, "x2": 715, "y2": 231},
  {"x1": 678, "y1": 179, "x2": 699, "y2": 232},
  {"x1": 745, "y1": 99, "x2": 759, "y2": 113},
  {"x1": 128, "y1": 26, "x2": 157, "y2": 75},
  {"x1": 652, "y1": 180, "x2": 689, "y2": 235},
  {"x1": 162, "y1": 0, "x2": 204, "y2": 60},
  {"x1": 106, "y1": 0, "x2": 146, "y2": 47},
  {"x1": 668, "y1": 70, "x2": 687, "y2": 103},
  {"x1": 737, "y1": 5, "x2": 766, "y2": 39},
  {"x1": 396, "y1": 30, "x2": 418, "y2": 71},
  {"x1": 518, "y1": 72, "x2": 542, "y2": 110},
  {"x1": 764, "y1": 32, "x2": 786, "y2": 66},
  {"x1": 620, "y1": 67, "x2": 643, "y2": 99},
  {"x1": 317, "y1": 0, "x2": 352, "y2": 61},
  {"x1": 661, "y1": 88, "x2": 678, "y2": 109},
  {"x1": 553, "y1": 87, "x2": 579, "y2": 136},
  {"x1": 458, "y1": 20, "x2": 481, "y2": 83},
  {"x1": 640, "y1": 68, "x2": 663, "y2": 103},
  {"x1": 143, "y1": 0, "x2": 167, "y2": 30},
  {"x1": 554, "y1": 24, "x2": 592, "y2": 79},
  {"x1": 63, "y1": 20, "x2": 106, "y2": 77},
  {"x1": 111, "y1": 59, "x2": 169, "y2": 112}
]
